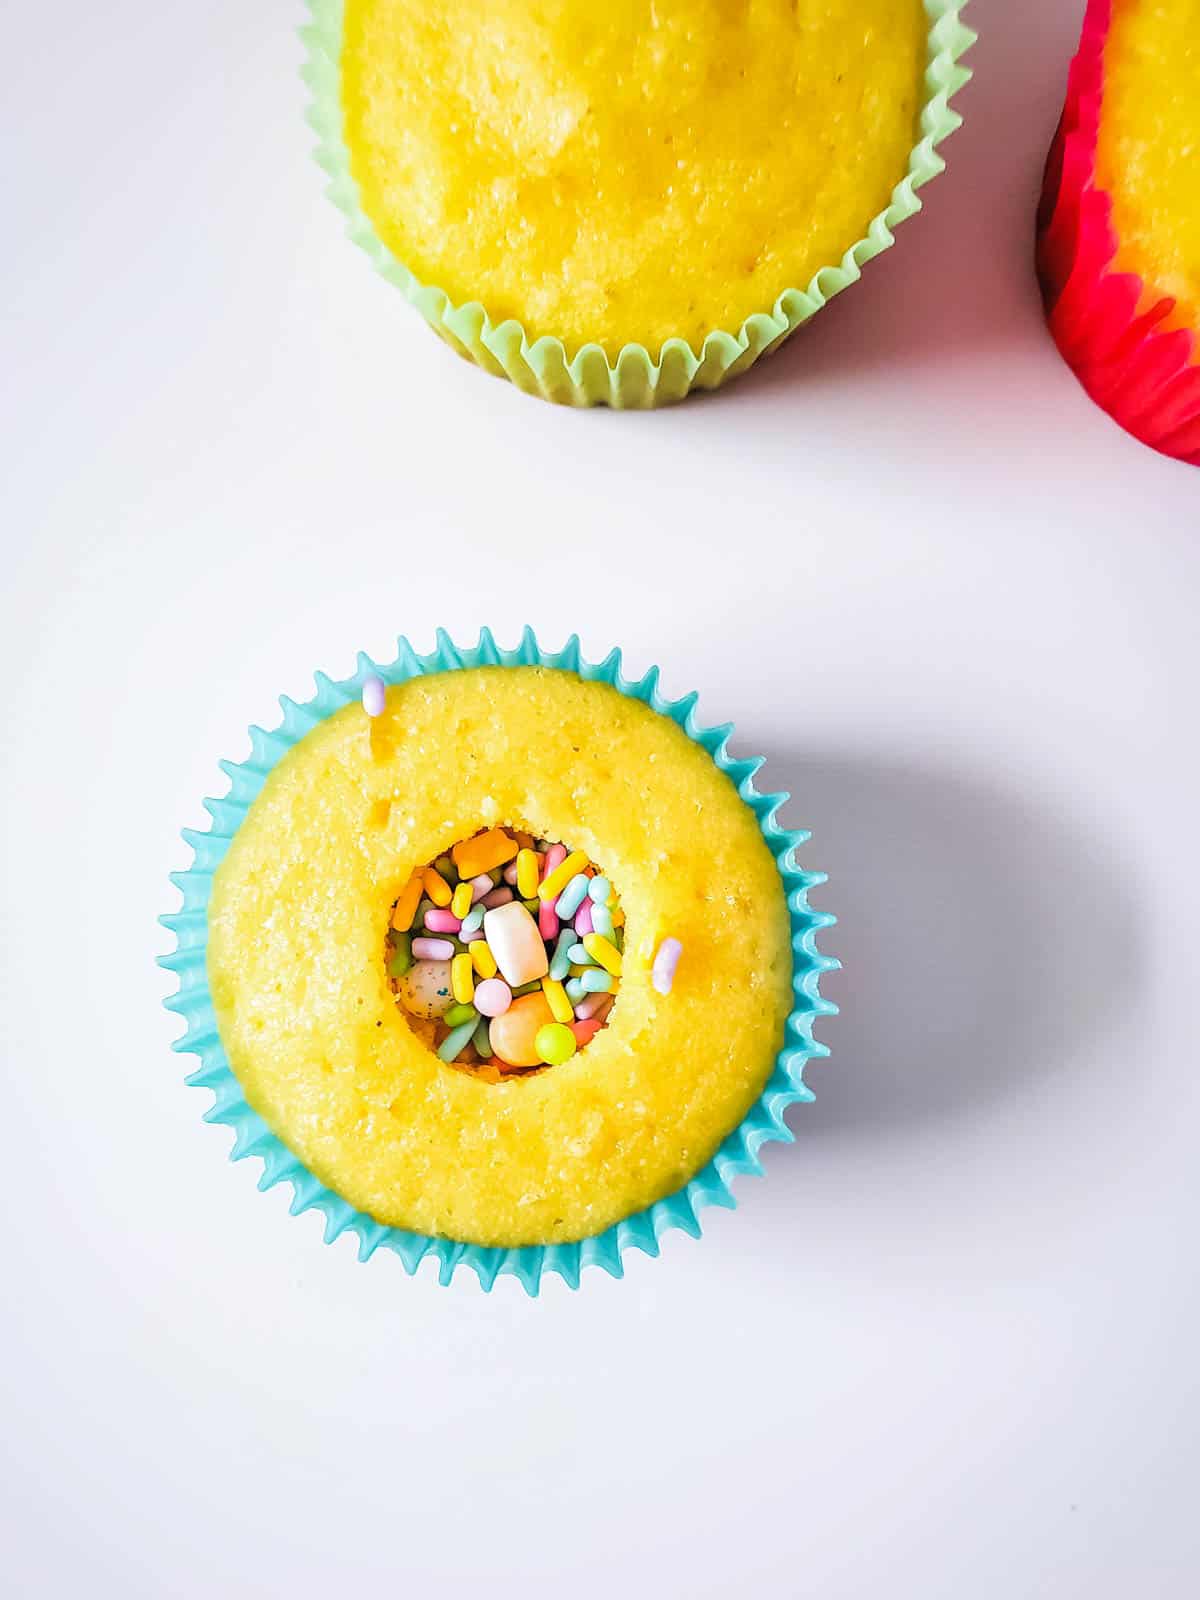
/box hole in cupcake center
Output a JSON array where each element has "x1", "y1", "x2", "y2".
[{"x1": 384, "y1": 826, "x2": 623, "y2": 1078}]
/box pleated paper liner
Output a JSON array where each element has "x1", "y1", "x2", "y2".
[
  {"x1": 302, "y1": 1, "x2": 974, "y2": 408},
  {"x1": 1037, "y1": 0, "x2": 1200, "y2": 466},
  {"x1": 161, "y1": 629, "x2": 836, "y2": 1294}
]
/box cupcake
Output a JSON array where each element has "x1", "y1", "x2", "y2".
[
  {"x1": 1038, "y1": 0, "x2": 1200, "y2": 466},
  {"x1": 305, "y1": 1, "x2": 974, "y2": 407},
  {"x1": 162, "y1": 632, "x2": 835, "y2": 1291}
]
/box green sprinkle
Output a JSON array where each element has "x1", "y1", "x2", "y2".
[
  {"x1": 386, "y1": 936, "x2": 412, "y2": 978},
  {"x1": 513, "y1": 980, "x2": 541, "y2": 997},
  {"x1": 521, "y1": 899, "x2": 540, "y2": 914},
  {"x1": 444, "y1": 1002, "x2": 477, "y2": 1028},
  {"x1": 437, "y1": 1019, "x2": 477, "y2": 1062},
  {"x1": 435, "y1": 856, "x2": 456, "y2": 882},
  {"x1": 473, "y1": 1018, "x2": 493, "y2": 1058}
]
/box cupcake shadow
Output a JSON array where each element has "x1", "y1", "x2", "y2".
[{"x1": 762, "y1": 747, "x2": 1142, "y2": 1137}]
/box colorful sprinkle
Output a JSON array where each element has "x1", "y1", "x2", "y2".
[
  {"x1": 580, "y1": 968, "x2": 613, "y2": 994},
  {"x1": 541, "y1": 977, "x2": 574, "y2": 1025},
  {"x1": 390, "y1": 873, "x2": 424, "y2": 933},
  {"x1": 423, "y1": 907, "x2": 461, "y2": 935},
  {"x1": 583, "y1": 933, "x2": 623, "y2": 977},
  {"x1": 516, "y1": 847, "x2": 540, "y2": 899},
  {"x1": 574, "y1": 898, "x2": 595, "y2": 937},
  {"x1": 555, "y1": 873, "x2": 591, "y2": 920},
  {"x1": 590, "y1": 903, "x2": 615, "y2": 940},
  {"x1": 452, "y1": 827, "x2": 518, "y2": 880},
  {"x1": 411, "y1": 936, "x2": 455, "y2": 961},
  {"x1": 469, "y1": 940, "x2": 498, "y2": 980},
  {"x1": 421, "y1": 866, "x2": 453, "y2": 908},
  {"x1": 361, "y1": 675, "x2": 386, "y2": 717},
  {"x1": 437, "y1": 1018, "x2": 479, "y2": 1062},
  {"x1": 652, "y1": 937, "x2": 683, "y2": 995},
  {"x1": 539, "y1": 849, "x2": 588, "y2": 903},
  {"x1": 588, "y1": 876, "x2": 611, "y2": 904},
  {"x1": 460, "y1": 905, "x2": 486, "y2": 936},
  {"x1": 451, "y1": 952, "x2": 475, "y2": 1005},
  {"x1": 450, "y1": 881, "x2": 473, "y2": 920}
]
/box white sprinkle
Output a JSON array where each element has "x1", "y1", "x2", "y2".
[{"x1": 362, "y1": 675, "x2": 386, "y2": 717}]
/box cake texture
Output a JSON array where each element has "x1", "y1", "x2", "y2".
[
  {"x1": 305, "y1": 0, "x2": 974, "y2": 405},
  {"x1": 1038, "y1": 0, "x2": 1200, "y2": 465},
  {"x1": 163, "y1": 633, "x2": 834, "y2": 1290}
]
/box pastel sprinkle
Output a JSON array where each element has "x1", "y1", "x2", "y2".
[
  {"x1": 539, "y1": 850, "x2": 589, "y2": 904},
  {"x1": 541, "y1": 843, "x2": 567, "y2": 882},
  {"x1": 421, "y1": 867, "x2": 453, "y2": 908},
  {"x1": 443, "y1": 1001, "x2": 477, "y2": 1028},
  {"x1": 566, "y1": 943, "x2": 592, "y2": 965},
  {"x1": 583, "y1": 933, "x2": 623, "y2": 977},
  {"x1": 502, "y1": 861, "x2": 520, "y2": 886},
  {"x1": 473, "y1": 1018, "x2": 493, "y2": 1057},
  {"x1": 482, "y1": 885, "x2": 513, "y2": 910},
  {"x1": 549, "y1": 932, "x2": 574, "y2": 982},
  {"x1": 423, "y1": 908, "x2": 461, "y2": 935},
  {"x1": 588, "y1": 876, "x2": 611, "y2": 904},
  {"x1": 460, "y1": 905, "x2": 485, "y2": 936},
  {"x1": 450, "y1": 881, "x2": 473, "y2": 920},
  {"x1": 469, "y1": 940, "x2": 498, "y2": 979},
  {"x1": 469, "y1": 874, "x2": 494, "y2": 904},
  {"x1": 361, "y1": 675, "x2": 386, "y2": 717},
  {"x1": 460, "y1": 927, "x2": 485, "y2": 943},
  {"x1": 437, "y1": 1018, "x2": 479, "y2": 1062},
  {"x1": 574, "y1": 990, "x2": 614, "y2": 1022},
  {"x1": 541, "y1": 977, "x2": 574, "y2": 1025},
  {"x1": 451, "y1": 953, "x2": 475, "y2": 1005},
  {"x1": 574, "y1": 898, "x2": 594, "y2": 937},
  {"x1": 390, "y1": 874, "x2": 423, "y2": 933},
  {"x1": 590, "y1": 904, "x2": 615, "y2": 940},
  {"x1": 516, "y1": 848, "x2": 539, "y2": 899},
  {"x1": 570, "y1": 1019, "x2": 602, "y2": 1049},
  {"x1": 555, "y1": 874, "x2": 590, "y2": 920},
  {"x1": 580, "y1": 968, "x2": 613, "y2": 994},
  {"x1": 652, "y1": 937, "x2": 683, "y2": 995},
  {"x1": 565, "y1": 977, "x2": 587, "y2": 1005},
  {"x1": 411, "y1": 936, "x2": 455, "y2": 961},
  {"x1": 538, "y1": 898, "x2": 560, "y2": 942}
]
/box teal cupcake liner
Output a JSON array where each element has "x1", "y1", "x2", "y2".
[
  {"x1": 160, "y1": 629, "x2": 837, "y2": 1293},
  {"x1": 301, "y1": 0, "x2": 975, "y2": 408}
]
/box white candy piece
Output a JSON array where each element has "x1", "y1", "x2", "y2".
[
  {"x1": 482, "y1": 900, "x2": 549, "y2": 989},
  {"x1": 396, "y1": 960, "x2": 454, "y2": 1019}
]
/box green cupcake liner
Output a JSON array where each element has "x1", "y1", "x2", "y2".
[
  {"x1": 160, "y1": 629, "x2": 837, "y2": 1294},
  {"x1": 301, "y1": 0, "x2": 975, "y2": 408}
]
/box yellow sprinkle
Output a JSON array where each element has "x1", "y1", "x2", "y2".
[
  {"x1": 470, "y1": 941, "x2": 497, "y2": 979},
  {"x1": 516, "y1": 847, "x2": 539, "y2": 900},
  {"x1": 451, "y1": 953, "x2": 475, "y2": 1005},
  {"x1": 422, "y1": 866, "x2": 453, "y2": 908},
  {"x1": 538, "y1": 849, "x2": 589, "y2": 903},
  {"x1": 583, "y1": 933, "x2": 623, "y2": 976},
  {"x1": 390, "y1": 873, "x2": 423, "y2": 933},
  {"x1": 451, "y1": 881, "x2": 473, "y2": 920},
  {"x1": 452, "y1": 827, "x2": 518, "y2": 880},
  {"x1": 541, "y1": 977, "x2": 573, "y2": 1024}
]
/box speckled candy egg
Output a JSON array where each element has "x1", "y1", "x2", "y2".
[{"x1": 396, "y1": 959, "x2": 454, "y2": 1020}]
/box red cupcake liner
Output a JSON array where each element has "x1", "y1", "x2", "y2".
[{"x1": 1036, "y1": 0, "x2": 1200, "y2": 466}]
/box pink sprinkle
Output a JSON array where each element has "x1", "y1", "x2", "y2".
[
  {"x1": 482, "y1": 886, "x2": 513, "y2": 909},
  {"x1": 502, "y1": 862, "x2": 520, "y2": 886},
  {"x1": 361, "y1": 675, "x2": 386, "y2": 717},
  {"x1": 538, "y1": 899, "x2": 559, "y2": 941},
  {"x1": 423, "y1": 908, "x2": 461, "y2": 935},
  {"x1": 411, "y1": 937, "x2": 454, "y2": 961},
  {"x1": 460, "y1": 928, "x2": 485, "y2": 944},
  {"x1": 574, "y1": 899, "x2": 594, "y2": 937},
  {"x1": 541, "y1": 843, "x2": 567, "y2": 882},
  {"x1": 470, "y1": 873, "x2": 494, "y2": 903},
  {"x1": 574, "y1": 992, "x2": 614, "y2": 1022}
]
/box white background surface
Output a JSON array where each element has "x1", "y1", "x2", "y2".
[{"x1": 3, "y1": 1, "x2": 1198, "y2": 1595}]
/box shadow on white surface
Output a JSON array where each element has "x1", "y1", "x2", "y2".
[
  {"x1": 766, "y1": 747, "x2": 1141, "y2": 1135},
  {"x1": 703, "y1": 0, "x2": 1085, "y2": 399}
]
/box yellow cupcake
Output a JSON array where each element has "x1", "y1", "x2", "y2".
[
  {"x1": 206, "y1": 666, "x2": 794, "y2": 1249},
  {"x1": 308, "y1": 0, "x2": 975, "y2": 403},
  {"x1": 1095, "y1": 0, "x2": 1200, "y2": 339}
]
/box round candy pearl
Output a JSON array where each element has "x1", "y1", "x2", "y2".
[
  {"x1": 535, "y1": 1022, "x2": 577, "y2": 1066},
  {"x1": 473, "y1": 977, "x2": 512, "y2": 1018},
  {"x1": 489, "y1": 993, "x2": 554, "y2": 1069},
  {"x1": 396, "y1": 960, "x2": 454, "y2": 1020}
]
